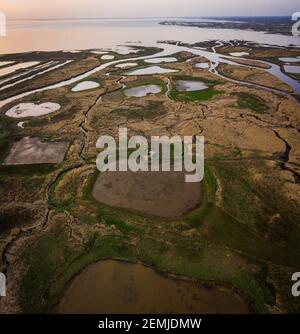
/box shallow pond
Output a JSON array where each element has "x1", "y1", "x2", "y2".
[
  {"x1": 229, "y1": 52, "x2": 249, "y2": 57},
  {"x1": 5, "y1": 102, "x2": 61, "y2": 118},
  {"x1": 72, "y1": 81, "x2": 100, "y2": 92},
  {"x1": 91, "y1": 50, "x2": 108, "y2": 55},
  {"x1": 284, "y1": 65, "x2": 300, "y2": 74},
  {"x1": 194, "y1": 63, "x2": 210, "y2": 69},
  {"x1": 101, "y1": 54, "x2": 115, "y2": 60},
  {"x1": 124, "y1": 84, "x2": 162, "y2": 97},
  {"x1": 175, "y1": 80, "x2": 208, "y2": 92},
  {"x1": 115, "y1": 62, "x2": 138, "y2": 69},
  {"x1": 126, "y1": 65, "x2": 178, "y2": 76},
  {"x1": 145, "y1": 57, "x2": 177, "y2": 64},
  {"x1": 3, "y1": 137, "x2": 68, "y2": 165},
  {"x1": 56, "y1": 260, "x2": 250, "y2": 314},
  {"x1": 92, "y1": 168, "x2": 201, "y2": 218},
  {"x1": 279, "y1": 57, "x2": 300, "y2": 63}
]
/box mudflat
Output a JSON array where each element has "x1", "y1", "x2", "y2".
[
  {"x1": 57, "y1": 260, "x2": 250, "y2": 314},
  {"x1": 3, "y1": 137, "x2": 69, "y2": 165},
  {"x1": 92, "y1": 169, "x2": 202, "y2": 218}
]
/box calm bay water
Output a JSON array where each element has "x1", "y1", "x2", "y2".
[{"x1": 1, "y1": 18, "x2": 299, "y2": 54}]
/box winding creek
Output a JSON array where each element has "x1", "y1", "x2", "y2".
[
  {"x1": 0, "y1": 41, "x2": 300, "y2": 110},
  {"x1": 0, "y1": 37, "x2": 300, "y2": 313}
]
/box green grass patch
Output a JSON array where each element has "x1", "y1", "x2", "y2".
[
  {"x1": 185, "y1": 165, "x2": 217, "y2": 227},
  {"x1": 232, "y1": 92, "x2": 268, "y2": 113},
  {"x1": 111, "y1": 100, "x2": 166, "y2": 120},
  {"x1": 170, "y1": 89, "x2": 223, "y2": 102},
  {"x1": 124, "y1": 76, "x2": 167, "y2": 94},
  {"x1": 170, "y1": 75, "x2": 224, "y2": 102},
  {"x1": 49, "y1": 169, "x2": 75, "y2": 210},
  {"x1": 105, "y1": 217, "x2": 142, "y2": 235}
]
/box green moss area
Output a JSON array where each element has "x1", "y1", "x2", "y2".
[
  {"x1": 17, "y1": 156, "x2": 300, "y2": 314},
  {"x1": 170, "y1": 75, "x2": 224, "y2": 102},
  {"x1": 111, "y1": 100, "x2": 166, "y2": 121},
  {"x1": 0, "y1": 115, "x2": 17, "y2": 163},
  {"x1": 232, "y1": 92, "x2": 268, "y2": 113}
]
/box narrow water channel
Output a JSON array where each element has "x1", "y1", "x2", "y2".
[{"x1": 1, "y1": 41, "x2": 299, "y2": 110}]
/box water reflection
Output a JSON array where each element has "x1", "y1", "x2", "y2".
[{"x1": 2, "y1": 18, "x2": 300, "y2": 54}]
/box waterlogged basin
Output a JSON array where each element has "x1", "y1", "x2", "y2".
[
  {"x1": 229, "y1": 52, "x2": 249, "y2": 57},
  {"x1": 284, "y1": 65, "x2": 300, "y2": 74},
  {"x1": 3, "y1": 137, "x2": 69, "y2": 165},
  {"x1": 71, "y1": 81, "x2": 100, "y2": 92},
  {"x1": 101, "y1": 55, "x2": 115, "y2": 60},
  {"x1": 92, "y1": 169, "x2": 201, "y2": 218},
  {"x1": 5, "y1": 102, "x2": 61, "y2": 118},
  {"x1": 126, "y1": 66, "x2": 178, "y2": 76},
  {"x1": 175, "y1": 80, "x2": 208, "y2": 92},
  {"x1": 279, "y1": 57, "x2": 300, "y2": 63},
  {"x1": 115, "y1": 62, "x2": 138, "y2": 69},
  {"x1": 195, "y1": 63, "x2": 210, "y2": 69},
  {"x1": 91, "y1": 50, "x2": 108, "y2": 55},
  {"x1": 145, "y1": 57, "x2": 177, "y2": 64},
  {"x1": 56, "y1": 260, "x2": 251, "y2": 314},
  {"x1": 124, "y1": 84, "x2": 162, "y2": 97}
]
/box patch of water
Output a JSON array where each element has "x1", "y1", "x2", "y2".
[
  {"x1": 115, "y1": 62, "x2": 138, "y2": 69},
  {"x1": 101, "y1": 55, "x2": 115, "y2": 60},
  {"x1": 144, "y1": 57, "x2": 177, "y2": 64},
  {"x1": 229, "y1": 52, "x2": 249, "y2": 57},
  {"x1": 175, "y1": 80, "x2": 208, "y2": 92},
  {"x1": 194, "y1": 62, "x2": 210, "y2": 69},
  {"x1": 0, "y1": 60, "x2": 73, "y2": 91},
  {"x1": 71, "y1": 81, "x2": 100, "y2": 92},
  {"x1": 284, "y1": 65, "x2": 300, "y2": 74},
  {"x1": 56, "y1": 260, "x2": 250, "y2": 314},
  {"x1": 1, "y1": 42, "x2": 300, "y2": 110},
  {"x1": 6, "y1": 102, "x2": 61, "y2": 118},
  {"x1": 0, "y1": 61, "x2": 40, "y2": 77},
  {"x1": 126, "y1": 65, "x2": 178, "y2": 76},
  {"x1": 124, "y1": 84, "x2": 162, "y2": 97},
  {"x1": 279, "y1": 57, "x2": 300, "y2": 63},
  {"x1": 90, "y1": 50, "x2": 108, "y2": 55}
]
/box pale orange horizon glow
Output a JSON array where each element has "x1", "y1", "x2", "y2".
[{"x1": 1, "y1": 0, "x2": 299, "y2": 19}]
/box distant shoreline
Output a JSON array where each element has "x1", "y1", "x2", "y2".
[
  {"x1": 159, "y1": 16, "x2": 296, "y2": 36},
  {"x1": 6, "y1": 15, "x2": 295, "y2": 21}
]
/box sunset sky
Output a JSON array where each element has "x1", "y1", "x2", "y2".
[{"x1": 1, "y1": 0, "x2": 300, "y2": 19}]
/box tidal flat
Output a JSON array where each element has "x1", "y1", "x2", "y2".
[{"x1": 0, "y1": 37, "x2": 299, "y2": 315}]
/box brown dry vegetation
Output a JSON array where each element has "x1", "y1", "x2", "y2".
[{"x1": 0, "y1": 45, "x2": 300, "y2": 314}]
